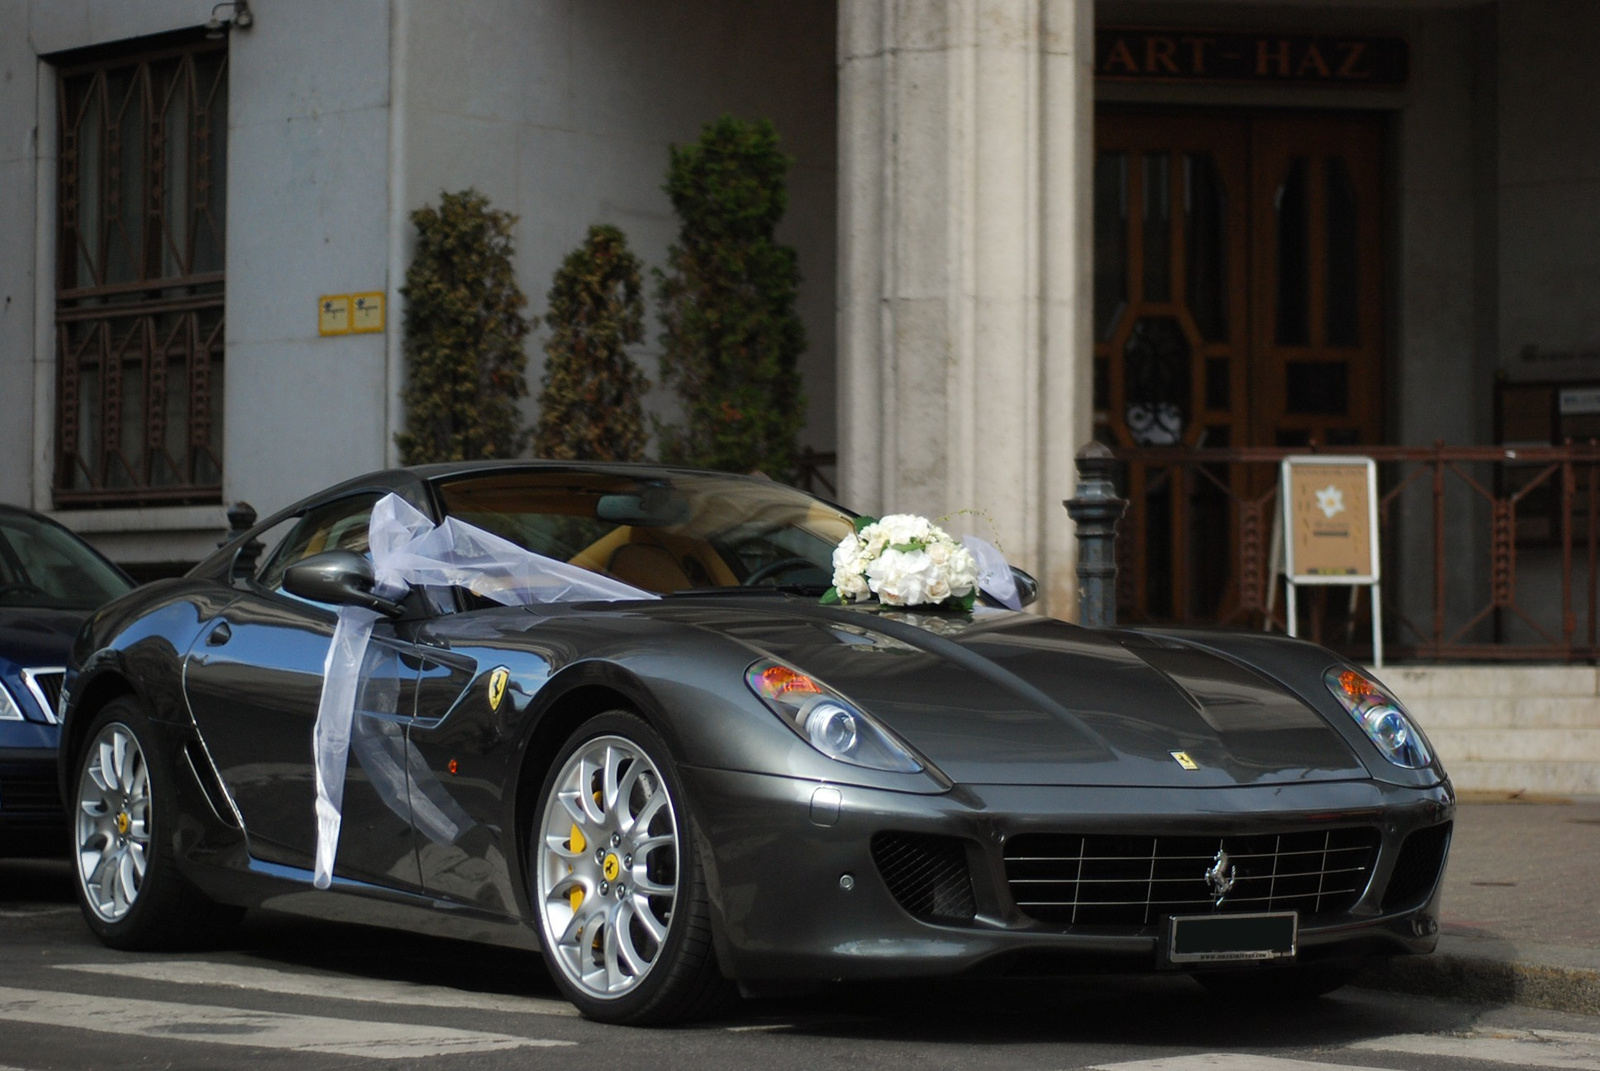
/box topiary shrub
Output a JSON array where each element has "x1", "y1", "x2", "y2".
[
  {"x1": 655, "y1": 115, "x2": 806, "y2": 480},
  {"x1": 396, "y1": 189, "x2": 531, "y2": 465},
  {"x1": 532, "y1": 225, "x2": 649, "y2": 461}
]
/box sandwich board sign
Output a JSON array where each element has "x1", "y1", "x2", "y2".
[{"x1": 1280, "y1": 456, "x2": 1384, "y2": 666}]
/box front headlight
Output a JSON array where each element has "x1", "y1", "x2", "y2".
[
  {"x1": 745, "y1": 659, "x2": 923, "y2": 773},
  {"x1": 0, "y1": 680, "x2": 25, "y2": 721},
  {"x1": 1325, "y1": 666, "x2": 1433, "y2": 769}
]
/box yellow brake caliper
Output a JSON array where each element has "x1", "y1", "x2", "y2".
[{"x1": 568, "y1": 824, "x2": 586, "y2": 911}]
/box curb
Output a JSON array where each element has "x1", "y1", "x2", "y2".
[{"x1": 1355, "y1": 942, "x2": 1600, "y2": 1017}]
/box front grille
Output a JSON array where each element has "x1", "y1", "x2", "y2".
[
  {"x1": 0, "y1": 763, "x2": 64, "y2": 815},
  {"x1": 871, "y1": 832, "x2": 977, "y2": 923},
  {"x1": 1004, "y1": 827, "x2": 1381, "y2": 927},
  {"x1": 22, "y1": 669, "x2": 65, "y2": 723},
  {"x1": 1382, "y1": 821, "x2": 1452, "y2": 911}
]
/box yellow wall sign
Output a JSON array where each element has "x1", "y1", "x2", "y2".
[
  {"x1": 1281, "y1": 456, "x2": 1379, "y2": 583},
  {"x1": 351, "y1": 292, "x2": 385, "y2": 333},
  {"x1": 318, "y1": 295, "x2": 351, "y2": 335}
]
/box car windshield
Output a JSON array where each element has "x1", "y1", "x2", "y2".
[
  {"x1": 0, "y1": 512, "x2": 134, "y2": 610},
  {"x1": 435, "y1": 470, "x2": 855, "y2": 595}
]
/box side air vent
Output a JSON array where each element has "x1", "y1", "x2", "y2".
[
  {"x1": 1382, "y1": 821, "x2": 1452, "y2": 911},
  {"x1": 871, "y1": 832, "x2": 978, "y2": 923},
  {"x1": 183, "y1": 739, "x2": 242, "y2": 828}
]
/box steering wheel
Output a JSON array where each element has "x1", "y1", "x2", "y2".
[{"x1": 743, "y1": 557, "x2": 819, "y2": 586}]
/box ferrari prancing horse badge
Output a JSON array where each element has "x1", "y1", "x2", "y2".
[{"x1": 488, "y1": 667, "x2": 510, "y2": 712}]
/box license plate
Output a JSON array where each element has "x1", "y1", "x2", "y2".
[{"x1": 1164, "y1": 911, "x2": 1297, "y2": 965}]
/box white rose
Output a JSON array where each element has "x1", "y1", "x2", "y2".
[
  {"x1": 926, "y1": 540, "x2": 951, "y2": 566},
  {"x1": 925, "y1": 575, "x2": 952, "y2": 602},
  {"x1": 838, "y1": 572, "x2": 871, "y2": 601},
  {"x1": 867, "y1": 547, "x2": 932, "y2": 606}
]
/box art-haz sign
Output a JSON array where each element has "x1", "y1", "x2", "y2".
[{"x1": 1096, "y1": 28, "x2": 1408, "y2": 87}]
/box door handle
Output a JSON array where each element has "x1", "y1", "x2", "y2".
[{"x1": 206, "y1": 621, "x2": 233, "y2": 647}]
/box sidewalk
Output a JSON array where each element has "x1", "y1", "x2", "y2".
[{"x1": 1356, "y1": 796, "x2": 1600, "y2": 1015}]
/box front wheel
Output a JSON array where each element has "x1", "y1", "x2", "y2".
[
  {"x1": 72, "y1": 696, "x2": 241, "y2": 949},
  {"x1": 530, "y1": 711, "x2": 732, "y2": 1024}
]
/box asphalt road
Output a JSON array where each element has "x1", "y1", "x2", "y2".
[{"x1": 3, "y1": 858, "x2": 1599, "y2": 1071}]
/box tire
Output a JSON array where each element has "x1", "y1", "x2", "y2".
[
  {"x1": 530, "y1": 710, "x2": 733, "y2": 1024},
  {"x1": 1193, "y1": 962, "x2": 1358, "y2": 1001},
  {"x1": 71, "y1": 696, "x2": 242, "y2": 950}
]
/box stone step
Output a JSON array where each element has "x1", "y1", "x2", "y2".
[
  {"x1": 1428, "y1": 728, "x2": 1600, "y2": 764},
  {"x1": 1406, "y1": 696, "x2": 1600, "y2": 730},
  {"x1": 1441, "y1": 760, "x2": 1600, "y2": 797},
  {"x1": 1380, "y1": 665, "x2": 1600, "y2": 699}
]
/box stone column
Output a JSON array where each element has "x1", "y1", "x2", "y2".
[{"x1": 837, "y1": 0, "x2": 1094, "y2": 618}]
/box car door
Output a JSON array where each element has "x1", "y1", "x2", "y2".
[{"x1": 183, "y1": 491, "x2": 428, "y2": 889}]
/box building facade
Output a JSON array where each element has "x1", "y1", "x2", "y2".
[{"x1": 3, "y1": 0, "x2": 1598, "y2": 627}]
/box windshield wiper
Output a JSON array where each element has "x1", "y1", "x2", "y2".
[{"x1": 662, "y1": 584, "x2": 829, "y2": 598}]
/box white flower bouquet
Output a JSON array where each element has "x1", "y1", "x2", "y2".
[{"x1": 824, "y1": 514, "x2": 980, "y2": 611}]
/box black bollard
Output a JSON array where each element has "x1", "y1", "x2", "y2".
[
  {"x1": 220, "y1": 501, "x2": 257, "y2": 546},
  {"x1": 1063, "y1": 442, "x2": 1127, "y2": 629}
]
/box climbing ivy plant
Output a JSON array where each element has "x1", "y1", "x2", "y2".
[
  {"x1": 655, "y1": 115, "x2": 806, "y2": 480},
  {"x1": 533, "y1": 225, "x2": 650, "y2": 461},
  {"x1": 396, "y1": 189, "x2": 531, "y2": 464}
]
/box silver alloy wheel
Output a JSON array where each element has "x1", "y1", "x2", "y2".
[
  {"x1": 536, "y1": 733, "x2": 680, "y2": 1000},
  {"x1": 75, "y1": 721, "x2": 151, "y2": 923}
]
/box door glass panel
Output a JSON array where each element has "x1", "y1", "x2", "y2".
[
  {"x1": 1205, "y1": 358, "x2": 1230, "y2": 412},
  {"x1": 1325, "y1": 158, "x2": 1359, "y2": 347},
  {"x1": 1124, "y1": 316, "x2": 1190, "y2": 445},
  {"x1": 1095, "y1": 153, "x2": 1129, "y2": 341},
  {"x1": 1284, "y1": 361, "x2": 1348, "y2": 415},
  {"x1": 1142, "y1": 153, "x2": 1171, "y2": 302},
  {"x1": 1274, "y1": 157, "x2": 1310, "y2": 346},
  {"x1": 1184, "y1": 152, "x2": 1228, "y2": 342}
]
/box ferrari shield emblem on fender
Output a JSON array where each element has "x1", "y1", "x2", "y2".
[
  {"x1": 487, "y1": 667, "x2": 510, "y2": 712},
  {"x1": 1170, "y1": 750, "x2": 1199, "y2": 770}
]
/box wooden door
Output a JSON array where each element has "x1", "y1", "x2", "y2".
[{"x1": 1094, "y1": 109, "x2": 1385, "y2": 622}]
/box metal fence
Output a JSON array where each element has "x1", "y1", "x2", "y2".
[{"x1": 1110, "y1": 442, "x2": 1600, "y2": 662}]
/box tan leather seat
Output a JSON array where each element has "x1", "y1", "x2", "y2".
[{"x1": 606, "y1": 543, "x2": 693, "y2": 593}]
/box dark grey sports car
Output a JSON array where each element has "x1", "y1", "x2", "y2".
[{"x1": 59, "y1": 461, "x2": 1452, "y2": 1025}]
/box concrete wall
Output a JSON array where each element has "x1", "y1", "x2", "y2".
[
  {"x1": 0, "y1": 0, "x2": 837, "y2": 568},
  {"x1": 398, "y1": 0, "x2": 838, "y2": 473},
  {"x1": 1496, "y1": 0, "x2": 1600, "y2": 383}
]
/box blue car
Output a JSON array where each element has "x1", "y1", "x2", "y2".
[{"x1": 1, "y1": 504, "x2": 133, "y2": 856}]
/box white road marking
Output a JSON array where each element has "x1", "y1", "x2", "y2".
[
  {"x1": 1091, "y1": 1030, "x2": 1600, "y2": 1071},
  {"x1": 0, "y1": 985, "x2": 572, "y2": 1059},
  {"x1": 1088, "y1": 1058, "x2": 1373, "y2": 1070},
  {"x1": 0, "y1": 907, "x2": 77, "y2": 919},
  {"x1": 56, "y1": 960, "x2": 577, "y2": 1017},
  {"x1": 1351, "y1": 1029, "x2": 1600, "y2": 1069}
]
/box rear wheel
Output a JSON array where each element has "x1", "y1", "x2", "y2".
[
  {"x1": 72, "y1": 696, "x2": 241, "y2": 949},
  {"x1": 530, "y1": 711, "x2": 732, "y2": 1024}
]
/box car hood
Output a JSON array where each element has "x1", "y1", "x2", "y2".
[
  {"x1": 651, "y1": 599, "x2": 1365, "y2": 788},
  {"x1": 0, "y1": 606, "x2": 86, "y2": 668}
]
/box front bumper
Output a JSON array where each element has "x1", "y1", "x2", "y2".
[
  {"x1": 0, "y1": 729, "x2": 67, "y2": 857},
  {"x1": 681, "y1": 767, "x2": 1452, "y2": 984}
]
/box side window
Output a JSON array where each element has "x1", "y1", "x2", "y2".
[{"x1": 255, "y1": 493, "x2": 383, "y2": 592}]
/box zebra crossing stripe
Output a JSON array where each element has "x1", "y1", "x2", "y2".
[
  {"x1": 0, "y1": 985, "x2": 573, "y2": 1059},
  {"x1": 55, "y1": 960, "x2": 579, "y2": 1017},
  {"x1": 1350, "y1": 1029, "x2": 1600, "y2": 1069},
  {"x1": 1088, "y1": 1058, "x2": 1379, "y2": 1070},
  {"x1": 1091, "y1": 1029, "x2": 1600, "y2": 1071}
]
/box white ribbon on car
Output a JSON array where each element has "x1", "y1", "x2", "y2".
[
  {"x1": 311, "y1": 493, "x2": 655, "y2": 889},
  {"x1": 962, "y1": 535, "x2": 1021, "y2": 610}
]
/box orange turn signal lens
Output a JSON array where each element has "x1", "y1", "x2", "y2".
[
  {"x1": 1337, "y1": 669, "x2": 1378, "y2": 699},
  {"x1": 753, "y1": 664, "x2": 823, "y2": 701}
]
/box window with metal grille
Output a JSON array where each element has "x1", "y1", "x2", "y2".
[{"x1": 54, "y1": 36, "x2": 227, "y2": 506}]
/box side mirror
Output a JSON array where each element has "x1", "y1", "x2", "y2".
[
  {"x1": 1010, "y1": 566, "x2": 1039, "y2": 608},
  {"x1": 283, "y1": 550, "x2": 405, "y2": 617}
]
